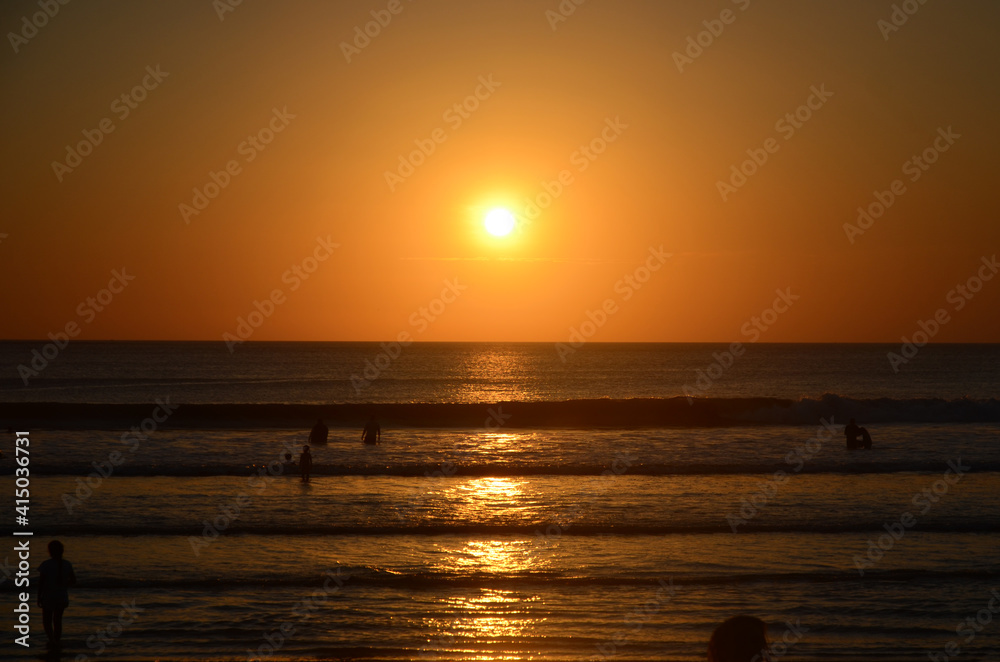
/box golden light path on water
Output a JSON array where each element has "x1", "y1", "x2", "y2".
[
  {"x1": 454, "y1": 348, "x2": 547, "y2": 402},
  {"x1": 425, "y1": 478, "x2": 547, "y2": 659}
]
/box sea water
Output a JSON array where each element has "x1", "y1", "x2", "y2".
[{"x1": 1, "y1": 342, "x2": 998, "y2": 660}]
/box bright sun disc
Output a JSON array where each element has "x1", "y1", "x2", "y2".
[{"x1": 484, "y1": 208, "x2": 516, "y2": 237}]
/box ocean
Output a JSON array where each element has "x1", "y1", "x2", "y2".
[{"x1": 1, "y1": 342, "x2": 998, "y2": 661}]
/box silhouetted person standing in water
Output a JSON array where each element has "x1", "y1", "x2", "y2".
[
  {"x1": 309, "y1": 419, "x2": 328, "y2": 445},
  {"x1": 38, "y1": 540, "x2": 76, "y2": 647},
  {"x1": 708, "y1": 615, "x2": 769, "y2": 662},
  {"x1": 362, "y1": 415, "x2": 380, "y2": 445},
  {"x1": 845, "y1": 418, "x2": 872, "y2": 449},
  {"x1": 299, "y1": 445, "x2": 312, "y2": 483}
]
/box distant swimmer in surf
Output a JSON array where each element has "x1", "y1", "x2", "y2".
[
  {"x1": 845, "y1": 418, "x2": 872, "y2": 450},
  {"x1": 362, "y1": 415, "x2": 381, "y2": 445},
  {"x1": 309, "y1": 419, "x2": 328, "y2": 445},
  {"x1": 299, "y1": 445, "x2": 312, "y2": 482}
]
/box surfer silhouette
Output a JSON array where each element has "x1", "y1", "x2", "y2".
[
  {"x1": 362, "y1": 415, "x2": 380, "y2": 445},
  {"x1": 845, "y1": 418, "x2": 872, "y2": 449},
  {"x1": 299, "y1": 445, "x2": 312, "y2": 482},
  {"x1": 309, "y1": 419, "x2": 328, "y2": 445}
]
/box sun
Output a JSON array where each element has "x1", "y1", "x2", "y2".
[{"x1": 484, "y1": 208, "x2": 516, "y2": 237}]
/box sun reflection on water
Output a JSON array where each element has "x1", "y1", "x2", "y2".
[
  {"x1": 424, "y1": 588, "x2": 543, "y2": 661},
  {"x1": 420, "y1": 475, "x2": 550, "y2": 659},
  {"x1": 439, "y1": 477, "x2": 541, "y2": 526},
  {"x1": 454, "y1": 347, "x2": 546, "y2": 402},
  {"x1": 422, "y1": 512, "x2": 548, "y2": 660}
]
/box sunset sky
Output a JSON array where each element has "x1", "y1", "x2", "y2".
[{"x1": 2, "y1": 0, "x2": 998, "y2": 342}]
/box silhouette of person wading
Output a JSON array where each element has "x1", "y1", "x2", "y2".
[
  {"x1": 845, "y1": 418, "x2": 872, "y2": 450},
  {"x1": 299, "y1": 445, "x2": 313, "y2": 483},
  {"x1": 38, "y1": 540, "x2": 76, "y2": 648},
  {"x1": 362, "y1": 415, "x2": 380, "y2": 445},
  {"x1": 309, "y1": 419, "x2": 328, "y2": 445}
]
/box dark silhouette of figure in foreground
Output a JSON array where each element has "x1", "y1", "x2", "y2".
[
  {"x1": 708, "y1": 615, "x2": 769, "y2": 662},
  {"x1": 309, "y1": 419, "x2": 328, "y2": 445},
  {"x1": 38, "y1": 540, "x2": 76, "y2": 647},
  {"x1": 299, "y1": 445, "x2": 312, "y2": 483},
  {"x1": 362, "y1": 415, "x2": 381, "y2": 445},
  {"x1": 845, "y1": 418, "x2": 872, "y2": 449}
]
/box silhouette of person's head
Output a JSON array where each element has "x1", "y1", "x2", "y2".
[
  {"x1": 303, "y1": 445, "x2": 310, "y2": 452},
  {"x1": 48, "y1": 540, "x2": 64, "y2": 559},
  {"x1": 707, "y1": 615, "x2": 769, "y2": 662}
]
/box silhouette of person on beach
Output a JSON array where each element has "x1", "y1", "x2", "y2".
[
  {"x1": 707, "y1": 615, "x2": 769, "y2": 662},
  {"x1": 362, "y1": 415, "x2": 380, "y2": 445},
  {"x1": 845, "y1": 418, "x2": 872, "y2": 450},
  {"x1": 299, "y1": 445, "x2": 312, "y2": 483},
  {"x1": 309, "y1": 419, "x2": 328, "y2": 445},
  {"x1": 37, "y1": 540, "x2": 76, "y2": 648}
]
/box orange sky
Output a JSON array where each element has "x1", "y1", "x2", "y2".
[{"x1": 2, "y1": 0, "x2": 999, "y2": 342}]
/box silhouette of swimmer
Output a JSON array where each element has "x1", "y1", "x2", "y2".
[
  {"x1": 309, "y1": 419, "x2": 328, "y2": 445},
  {"x1": 299, "y1": 445, "x2": 312, "y2": 483},
  {"x1": 845, "y1": 418, "x2": 872, "y2": 450},
  {"x1": 38, "y1": 540, "x2": 76, "y2": 647},
  {"x1": 708, "y1": 615, "x2": 769, "y2": 662},
  {"x1": 362, "y1": 415, "x2": 381, "y2": 445}
]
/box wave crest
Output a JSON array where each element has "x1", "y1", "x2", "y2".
[{"x1": 6, "y1": 395, "x2": 999, "y2": 429}]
